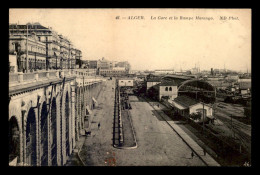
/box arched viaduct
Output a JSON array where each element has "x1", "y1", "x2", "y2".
[{"x1": 9, "y1": 69, "x2": 104, "y2": 166}]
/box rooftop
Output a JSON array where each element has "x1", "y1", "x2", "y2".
[
  {"x1": 173, "y1": 96, "x2": 200, "y2": 108},
  {"x1": 159, "y1": 80, "x2": 178, "y2": 86},
  {"x1": 118, "y1": 78, "x2": 134, "y2": 80},
  {"x1": 239, "y1": 82, "x2": 251, "y2": 90},
  {"x1": 147, "y1": 77, "x2": 161, "y2": 82},
  {"x1": 150, "y1": 83, "x2": 160, "y2": 91},
  {"x1": 163, "y1": 75, "x2": 191, "y2": 80},
  {"x1": 113, "y1": 67, "x2": 126, "y2": 70},
  {"x1": 9, "y1": 23, "x2": 49, "y2": 30}
]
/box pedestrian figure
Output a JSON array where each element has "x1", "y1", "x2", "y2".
[
  {"x1": 191, "y1": 152, "x2": 194, "y2": 159},
  {"x1": 203, "y1": 148, "x2": 206, "y2": 156},
  {"x1": 98, "y1": 122, "x2": 101, "y2": 129},
  {"x1": 158, "y1": 104, "x2": 159, "y2": 108}
]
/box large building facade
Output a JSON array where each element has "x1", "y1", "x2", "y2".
[
  {"x1": 9, "y1": 23, "x2": 81, "y2": 72},
  {"x1": 99, "y1": 67, "x2": 127, "y2": 77},
  {"x1": 89, "y1": 60, "x2": 98, "y2": 69},
  {"x1": 97, "y1": 57, "x2": 110, "y2": 70},
  {"x1": 115, "y1": 61, "x2": 131, "y2": 74},
  {"x1": 9, "y1": 33, "x2": 47, "y2": 73}
]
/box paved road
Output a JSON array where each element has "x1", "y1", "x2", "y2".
[{"x1": 80, "y1": 79, "x2": 205, "y2": 166}]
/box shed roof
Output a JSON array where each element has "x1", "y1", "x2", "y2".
[
  {"x1": 147, "y1": 78, "x2": 161, "y2": 82},
  {"x1": 173, "y1": 96, "x2": 199, "y2": 108},
  {"x1": 239, "y1": 82, "x2": 251, "y2": 90},
  {"x1": 151, "y1": 83, "x2": 160, "y2": 91},
  {"x1": 159, "y1": 81, "x2": 178, "y2": 86},
  {"x1": 118, "y1": 78, "x2": 134, "y2": 80}
]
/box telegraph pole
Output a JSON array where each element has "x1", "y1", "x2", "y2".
[
  {"x1": 202, "y1": 100, "x2": 205, "y2": 135},
  {"x1": 26, "y1": 24, "x2": 28, "y2": 73}
]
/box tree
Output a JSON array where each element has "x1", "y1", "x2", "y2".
[{"x1": 190, "y1": 112, "x2": 202, "y2": 121}]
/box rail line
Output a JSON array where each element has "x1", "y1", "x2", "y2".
[
  {"x1": 215, "y1": 113, "x2": 251, "y2": 151},
  {"x1": 215, "y1": 110, "x2": 251, "y2": 133}
]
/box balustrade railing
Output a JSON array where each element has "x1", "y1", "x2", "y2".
[
  {"x1": 9, "y1": 73, "x2": 19, "y2": 83},
  {"x1": 9, "y1": 69, "x2": 102, "y2": 86},
  {"x1": 23, "y1": 73, "x2": 35, "y2": 81},
  {"x1": 38, "y1": 72, "x2": 47, "y2": 79},
  {"x1": 64, "y1": 69, "x2": 70, "y2": 76},
  {"x1": 49, "y1": 71, "x2": 57, "y2": 77}
]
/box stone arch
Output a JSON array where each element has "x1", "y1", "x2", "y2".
[
  {"x1": 80, "y1": 87, "x2": 85, "y2": 129},
  {"x1": 85, "y1": 86, "x2": 88, "y2": 108},
  {"x1": 75, "y1": 88, "x2": 79, "y2": 140},
  {"x1": 59, "y1": 91, "x2": 64, "y2": 165},
  {"x1": 86, "y1": 86, "x2": 90, "y2": 110},
  {"x1": 65, "y1": 91, "x2": 70, "y2": 157},
  {"x1": 25, "y1": 108, "x2": 37, "y2": 166},
  {"x1": 40, "y1": 101, "x2": 48, "y2": 166},
  {"x1": 9, "y1": 116, "x2": 20, "y2": 164},
  {"x1": 89, "y1": 85, "x2": 93, "y2": 110},
  {"x1": 77, "y1": 87, "x2": 82, "y2": 132},
  {"x1": 8, "y1": 104, "x2": 22, "y2": 133},
  {"x1": 59, "y1": 83, "x2": 71, "y2": 164},
  {"x1": 50, "y1": 97, "x2": 57, "y2": 166}
]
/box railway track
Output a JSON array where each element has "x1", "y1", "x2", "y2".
[
  {"x1": 215, "y1": 110, "x2": 251, "y2": 134},
  {"x1": 214, "y1": 113, "x2": 251, "y2": 152},
  {"x1": 217, "y1": 102, "x2": 244, "y2": 114}
]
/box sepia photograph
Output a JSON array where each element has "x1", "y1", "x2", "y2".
[{"x1": 8, "y1": 8, "x2": 251, "y2": 167}]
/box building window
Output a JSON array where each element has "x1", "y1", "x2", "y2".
[
  {"x1": 165, "y1": 87, "x2": 168, "y2": 91},
  {"x1": 169, "y1": 87, "x2": 172, "y2": 91}
]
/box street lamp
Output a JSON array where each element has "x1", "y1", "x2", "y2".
[
  {"x1": 34, "y1": 51, "x2": 37, "y2": 72},
  {"x1": 13, "y1": 43, "x2": 22, "y2": 72},
  {"x1": 56, "y1": 56, "x2": 58, "y2": 70},
  {"x1": 68, "y1": 58, "x2": 70, "y2": 69},
  {"x1": 61, "y1": 58, "x2": 63, "y2": 70}
]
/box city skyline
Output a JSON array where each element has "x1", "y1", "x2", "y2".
[{"x1": 9, "y1": 9, "x2": 251, "y2": 72}]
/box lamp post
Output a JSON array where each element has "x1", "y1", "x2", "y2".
[
  {"x1": 61, "y1": 58, "x2": 63, "y2": 70},
  {"x1": 56, "y1": 55, "x2": 58, "y2": 70},
  {"x1": 26, "y1": 24, "x2": 28, "y2": 73},
  {"x1": 14, "y1": 43, "x2": 22, "y2": 72},
  {"x1": 68, "y1": 58, "x2": 70, "y2": 70},
  {"x1": 34, "y1": 51, "x2": 37, "y2": 72}
]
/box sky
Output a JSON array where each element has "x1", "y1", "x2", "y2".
[{"x1": 9, "y1": 9, "x2": 251, "y2": 72}]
